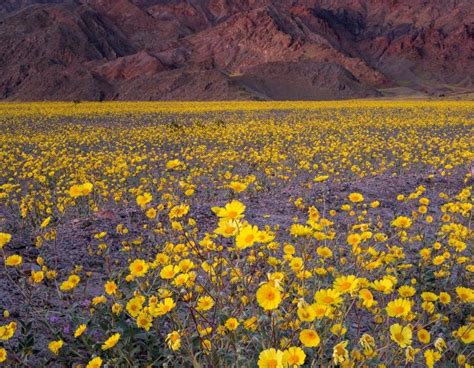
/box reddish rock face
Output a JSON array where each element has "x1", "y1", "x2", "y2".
[
  {"x1": 0, "y1": 0, "x2": 472, "y2": 100},
  {"x1": 92, "y1": 51, "x2": 165, "y2": 82}
]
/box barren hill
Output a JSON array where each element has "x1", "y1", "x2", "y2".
[{"x1": 0, "y1": 0, "x2": 472, "y2": 100}]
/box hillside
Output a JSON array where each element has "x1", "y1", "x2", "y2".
[{"x1": 0, "y1": 0, "x2": 472, "y2": 100}]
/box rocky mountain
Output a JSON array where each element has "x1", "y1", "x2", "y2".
[{"x1": 0, "y1": 0, "x2": 472, "y2": 100}]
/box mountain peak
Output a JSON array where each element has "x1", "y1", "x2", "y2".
[{"x1": 1, "y1": 0, "x2": 472, "y2": 100}]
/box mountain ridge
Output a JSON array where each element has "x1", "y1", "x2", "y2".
[{"x1": 0, "y1": 0, "x2": 472, "y2": 100}]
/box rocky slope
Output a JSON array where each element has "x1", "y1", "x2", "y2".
[{"x1": 0, "y1": 0, "x2": 472, "y2": 100}]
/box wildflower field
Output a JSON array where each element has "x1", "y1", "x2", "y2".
[{"x1": 0, "y1": 101, "x2": 473, "y2": 367}]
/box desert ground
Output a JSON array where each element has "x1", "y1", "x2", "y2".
[{"x1": 0, "y1": 101, "x2": 473, "y2": 367}]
